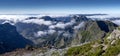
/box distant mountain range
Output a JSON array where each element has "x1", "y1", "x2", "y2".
[{"x1": 0, "y1": 14, "x2": 120, "y2": 55}]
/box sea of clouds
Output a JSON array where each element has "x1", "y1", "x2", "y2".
[
  {"x1": 0, "y1": 14, "x2": 120, "y2": 37},
  {"x1": 0, "y1": 14, "x2": 84, "y2": 37}
]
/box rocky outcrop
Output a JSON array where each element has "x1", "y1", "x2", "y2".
[{"x1": 107, "y1": 29, "x2": 120, "y2": 40}]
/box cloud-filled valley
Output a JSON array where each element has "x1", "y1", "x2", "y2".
[
  {"x1": 0, "y1": 14, "x2": 120, "y2": 38},
  {"x1": 0, "y1": 14, "x2": 120, "y2": 45},
  {"x1": 0, "y1": 14, "x2": 120, "y2": 55}
]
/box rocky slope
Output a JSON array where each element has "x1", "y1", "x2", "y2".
[
  {"x1": 14, "y1": 16, "x2": 118, "y2": 48},
  {"x1": 71, "y1": 20, "x2": 118, "y2": 46},
  {"x1": 1, "y1": 27, "x2": 120, "y2": 56},
  {"x1": 65, "y1": 28, "x2": 120, "y2": 56}
]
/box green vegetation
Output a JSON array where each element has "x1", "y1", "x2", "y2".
[
  {"x1": 65, "y1": 41, "x2": 105, "y2": 56},
  {"x1": 80, "y1": 21, "x2": 106, "y2": 43},
  {"x1": 52, "y1": 51, "x2": 60, "y2": 56},
  {"x1": 81, "y1": 31, "x2": 92, "y2": 43},
  {"x1": 118, "y1": 27, "x2": 120, "y2": 30},
  {"x1": 87, "y1": 45, "x2": 104, "y2": 56},
  {"x1": 66, "y1": 38, "x2": 120, "y2": 56},
  {"x1": 103, "y1": 40, "x2": 120, "y2": 56},
  {"x1": 65, "y1": 43, "x2": 92, "y2": 56}
]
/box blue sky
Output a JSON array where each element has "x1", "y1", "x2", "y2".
[{"x1": 0, "y1": 0, "x2": 120, "y2": 14}]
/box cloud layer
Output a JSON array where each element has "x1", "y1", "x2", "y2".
[{"x1": 22, "y1": 19, "x2": 53, "y2": 26}]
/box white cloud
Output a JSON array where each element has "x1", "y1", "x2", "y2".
[
  {"x1": 36, "y1": 31, "x2": 47, "y2": 37},
  {"x1": 47, "y1": 30, "x2": 56, "y2": 34},
  {"x1": 22, "y1": 19, "x2": 52, "y2": 26},
  {"x1": 55, "y1": 22, "x2": 67, "y2": 29},
  {"x1": 0, "y1": 14, "x2": 58, "y2": 24},
  {"x1": 0, "y1": 15, "x2": 29, "y2": 23},
  {"x1": 49, "y1": 19, "x2": 76, "y2": 29},
  {"x1": 49, "y1": 25, "x2": 56, "y2": 29},
  {"x1": 87, "y1": 14, "x2": 120, "y2": 20},
  {"x1": 2, "y1": 20, "x2": 14, "y2": 25},
  {"x1": 112, "y1": 20, "x2": 120, "y2": 25},
  {"x1": 74, "y1": 22, "x2": 84, "y2": 29},
  {"x1": 35, "y1": 30, "x2": 56, "y2": 37}
]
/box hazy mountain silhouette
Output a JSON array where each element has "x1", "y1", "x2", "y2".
[{"x1": 0, "y1": 23, "x2": 33, "y2": 54}]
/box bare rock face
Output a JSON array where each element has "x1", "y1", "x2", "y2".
[
  {"x1": 107, "y1": 28, "x2": 120, "y2": 45},
  {"x1": 107, "y1": 29, "x2": 120, "y2": 40}
]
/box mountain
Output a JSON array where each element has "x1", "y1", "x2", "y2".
[
  {"x1": 0, "y1": 20, "x2": 119, "y2": 56},
  {"x1": 0, "y1": 14, "x2": 119, "y2": 56},
  {"x1": 65, "y1": 28, "x2": 120, "y2": 56},
  {"x1": 13, "y1": 15, "x2": 90, "y2": 48},
  {"x1": 71, "y1": 20, "x2": 118, "y2": 46},
  {"x1": 13, "y1": 15, "x2": 117, "y2": 49},
  {"x1": 0, "y1": 14, "x2": 120, "y2": 55},
  {"x1": 0, "y1": 23, "x2": 33, "y2": 54}
]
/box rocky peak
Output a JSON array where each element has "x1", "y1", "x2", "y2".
[{"x1": 72, "y1": 15, "x2": 89, "y2": 22}]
